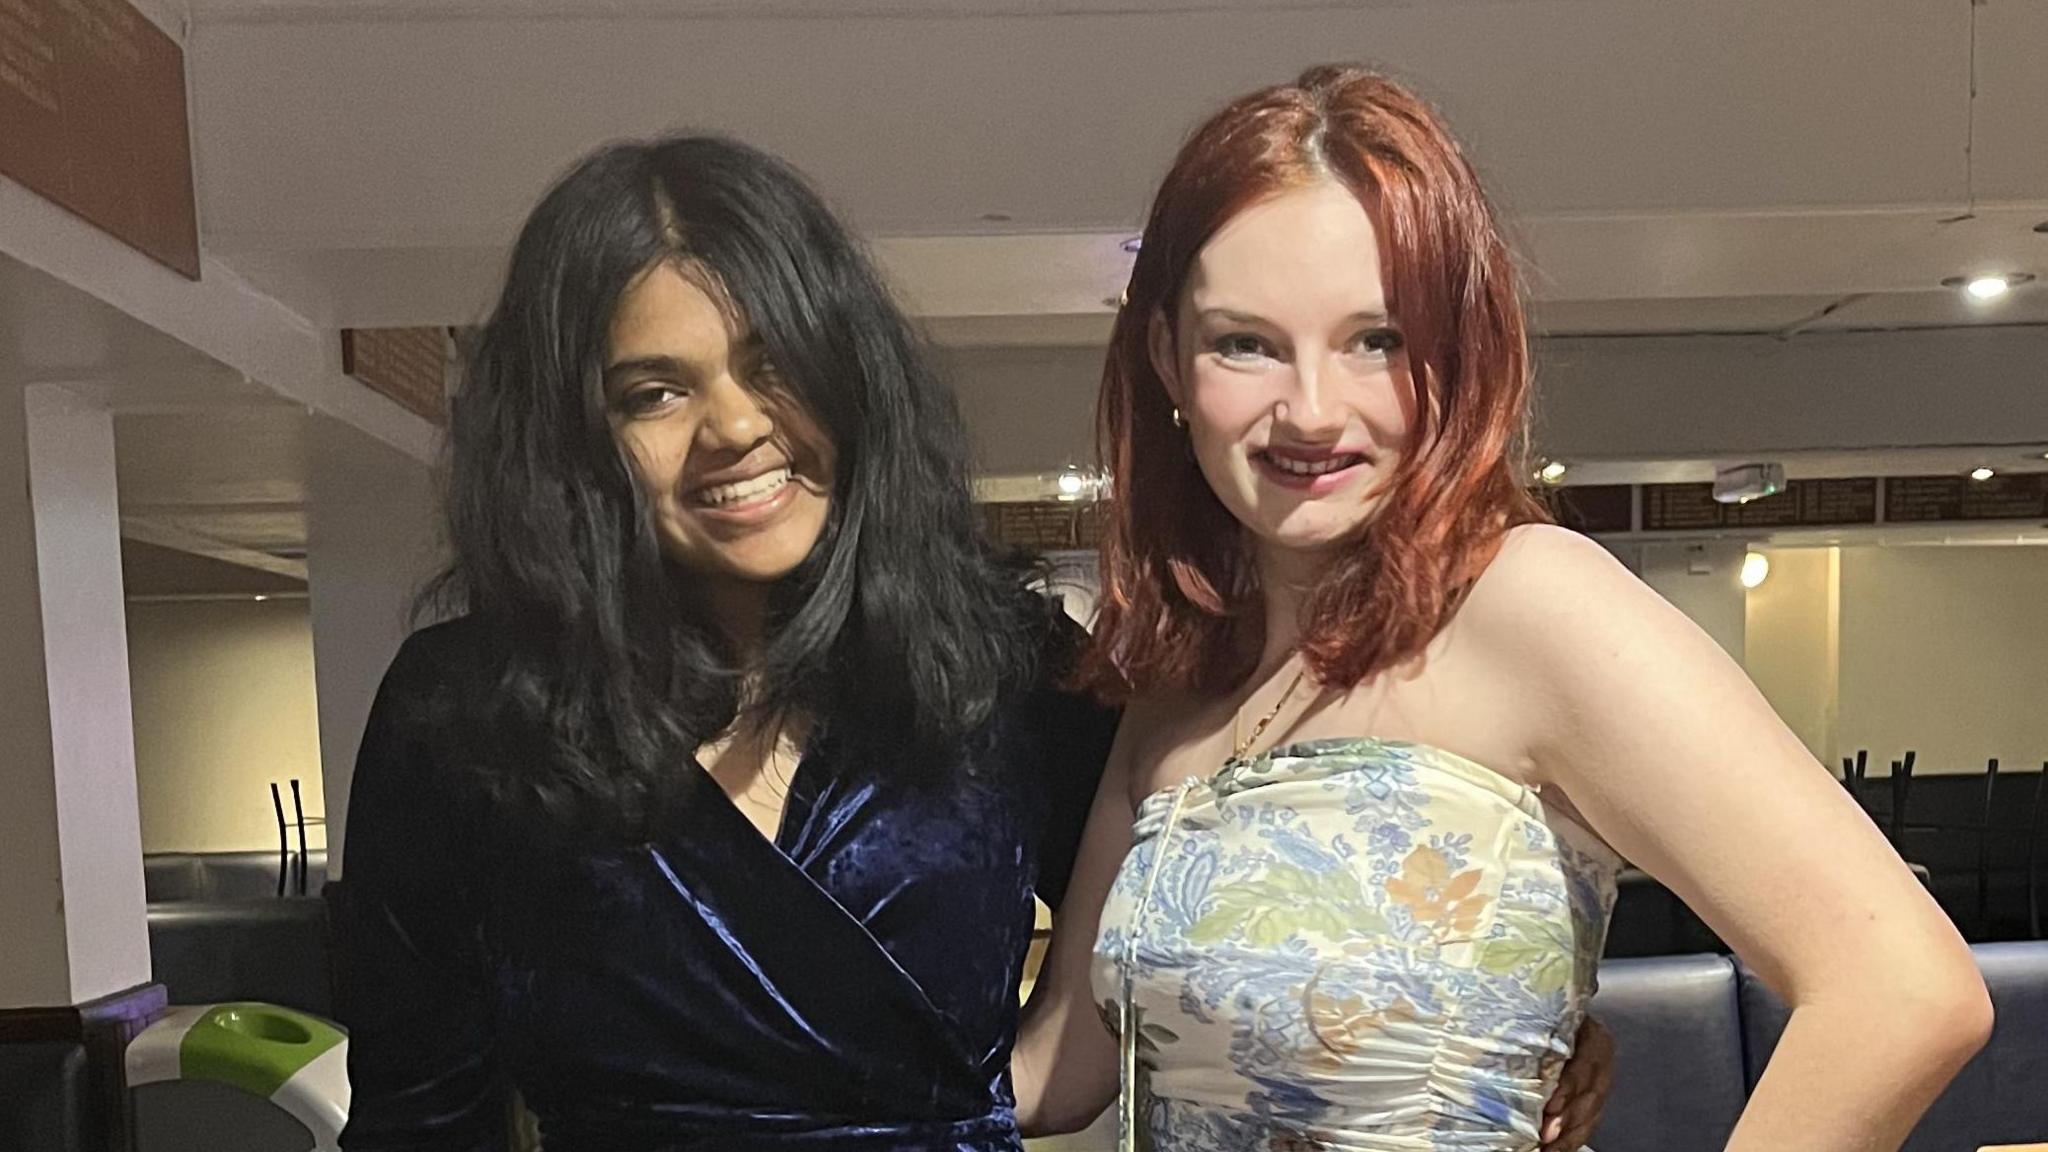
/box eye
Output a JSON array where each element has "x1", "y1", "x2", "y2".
[
  {"x1": 616, "y1": 382, "x2": 688, "y2": 417},
  {"x1": 1213, "y1": 333, "x2": 1276, "y2": 362},
  {"x1": 1349, "y1": 327, "x2": 1405, "y2": 357},
  {"x1": 749, "y1": 359, "x2": 789, "y2": 394}
]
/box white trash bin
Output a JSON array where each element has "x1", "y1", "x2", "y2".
[{"x1": 127, "y1": 1003, "x2": 349, "y2": 1152}]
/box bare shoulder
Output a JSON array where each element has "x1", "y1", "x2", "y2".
[
  {"x1": 1458, "y1": 524, "x2": 1757, "y2": 772},
  {"x1": 1110, "y1": 688, "x2": 1209, "y2": 801},
  {"x1": 1467, "y1": 523, "x2": 1635, "y2": 607},
  {"x1": 1458, "y1": 523, "x2": 1675, "y2": 658},
  {"x1": 1453, "y1": 525, "x2": 1735, "y2": 719},
  {"x1": 1115, "y1": 690, "x2": 1193, "y2": 762}
]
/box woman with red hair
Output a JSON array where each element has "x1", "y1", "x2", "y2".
[{"x1": 1013, "y1": 66, "x2": 1987, "y2": 1151}]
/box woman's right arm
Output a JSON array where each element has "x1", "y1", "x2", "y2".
[
  {"x1": 1473, "y1": 527, "x2": 1989, "y2": 1151},
  {"x1": 1012, "y1": 709, "x2": 1145, "y2": 1137},
  {"x1": 337, "y1": 631, "x2": 509, "y2": 1151}
]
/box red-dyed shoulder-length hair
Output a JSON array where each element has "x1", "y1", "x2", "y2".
[{"x1": 1081, "y1": 65, "x2": 1548, "y2": 702}]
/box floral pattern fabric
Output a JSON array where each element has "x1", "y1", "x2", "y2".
[{"x1": 1090, "y1": 738, "x2": 1620, "y2": 1152}]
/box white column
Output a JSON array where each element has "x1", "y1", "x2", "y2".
[
  {"x1": 0, "y1": 385, "x2": 151, "y2": 1009},
  {"x1": 306, "y1": 414, "x2": 443, "y2": 880}
]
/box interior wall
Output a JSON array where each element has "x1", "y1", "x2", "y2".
[
  {"x1": 126, "y1": 598, "x2": 323, "y2": 855},
  {"x1": 1743, "y1": 547, "x2": 1839, "y2": 766},
  {"x1": 1836, "y1": 545, "x2": 2048, "y2": 775}
]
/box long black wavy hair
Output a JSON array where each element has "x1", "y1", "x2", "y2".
[{"x1": 427, "y1": 135, "x2": 1044, "y2": 835}]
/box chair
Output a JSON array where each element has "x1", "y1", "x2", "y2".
[
  {"x1": 2030, "y1": 764, "x2": 2046, "y2": 940},
  {"x1": 1889, "y1": 749, "x2": 1917, "y2": 846},
  {"x1": 1840, "y1": 748, "x2": 1869, "y2": 802}
]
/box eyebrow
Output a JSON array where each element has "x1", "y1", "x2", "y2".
[
  {"x1": 602, "y1": 355, "x2": 690, "y2": 392},
  {"x1": 1194, "y1": 307, "x2": 1392, "y2": 328}
]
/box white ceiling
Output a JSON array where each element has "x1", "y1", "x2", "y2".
[
  {"x1": 11, "y1": 1, "x2": 2048, "y2": 591},
  {"x1": 181, "y1": 0, "x2": 2048, "y2": 335},
  {"x1": 0, "y1": 255, "x2": 313, "y2": 579}
]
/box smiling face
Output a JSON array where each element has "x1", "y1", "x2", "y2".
[
  {"x1": 603, "y1": 261, "x2": 836, "y2": 595},
  {"x1": 1155, "y1": 180, "x2": 1421, "y2": 566}
]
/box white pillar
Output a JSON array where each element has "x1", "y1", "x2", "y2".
[
  {"x1": 0, "y1": 385, "x2": 151, "y2": 1009},
  {"x1": 306, "y1": 414, "x2": 442, "y2": 881}
]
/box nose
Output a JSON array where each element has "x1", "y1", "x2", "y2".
[
  {"x1": 1271, "y1": 352, "x2": 1346, "y2": 442},
  {"x1": 695, "y1": 372, "x2": 774, "y2": 454}
]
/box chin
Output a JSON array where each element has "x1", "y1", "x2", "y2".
[
  {"x1": 706, "y1": 544, "x2": 818, "y2": 585},
  {"x1": 1251, "y1": 513, "x2": 1378, "y2": 557}
]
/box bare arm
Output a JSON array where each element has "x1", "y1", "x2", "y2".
[
  {"x1": 1012, "y1": 712, "x2": 1144, "y2": 1137},
  {"x1": 1473, "y1": 526, "x2": 1989, "y2": 1152}
]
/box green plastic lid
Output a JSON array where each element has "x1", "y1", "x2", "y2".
[{"x1": 179, "y1": 1003, "x2": 346, "y2": 1100}]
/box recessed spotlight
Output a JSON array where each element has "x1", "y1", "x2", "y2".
[
  {"x1": 1536, "y1": 460, "x2": 1568, "y2": 485},
  {"x1": 253, "y1": 595, "x2": 269, "y2": 602},
  {"x1": 2035, "y1": 221, "x2": 2048, "y2": 234},
  {"x1": 1740, "y1": 551, "x2": 1771, "y2": 590},
  {"x1": 1970, "y1": 467, "x2": 1996, "y2": 482},
  {"x1": 979, "y1": 212, "x2": 1013, "y2": 223},
  {"x1": 1120, "y1": 236, "x2": 1143, "y2": 254},
  {"x1": 1943, "y1": 272, "x2": 2035, "y2": 299}
]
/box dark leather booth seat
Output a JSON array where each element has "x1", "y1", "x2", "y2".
[
  {"x1": 0, "y1": 1040, "x2": 87, "y2": 1152},
  {"x1": 1590, "y1": 942, "x2": 2048, "y2": 1151},
  {"x1": 143, "y1": 851, "x2": 327, "y2": 903},
  {"x1": 1587, "y1": 954, "x2": 1747, "y2": 1152},
  {"x1": 146, "y1": 898, "x2": 332, "y2": 1017}
]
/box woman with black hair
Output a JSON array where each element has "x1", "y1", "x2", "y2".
[{"x1": 335, "y1": 134, "x2": 1610, "y2": 1151}]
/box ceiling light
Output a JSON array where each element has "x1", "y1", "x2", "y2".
[
  {"x1": 252, "y1": 595, "x2": 269, "y2": 602},
  {"x1": 1120, "y1": 236, "x2": 1143, "y2": 253},
  {"x1": 1537, "y1": 461, "x2": 1568, "y2": 485},
  {"x1": 1970, "y1": 467, "x2": 1996, "y2": 482},
  {"x1": 1052, "y1": 463, "x2": 1102, "y2": 502},
  {"x1": 1943, "y1": 272, "x2": 2035, "y2": 299},
  {"x1": 1740, "y1": 552, "x2": 1770, "y2": 590}
]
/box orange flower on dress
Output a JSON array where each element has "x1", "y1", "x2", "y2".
[{"x1": 1385, "y1": 845, "x2": 1491, "y2": 940}]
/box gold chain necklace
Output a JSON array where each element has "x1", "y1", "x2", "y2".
[{"x1": 1231, "y1": 661, "x2": 1310, "y2": 762}]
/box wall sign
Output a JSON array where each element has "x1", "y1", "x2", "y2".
[{"x1": 1, "y1": 0, "x2": 199, "y2": 277}]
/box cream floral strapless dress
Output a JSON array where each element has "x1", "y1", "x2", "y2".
[{"x1": 1090, "y1": 738, "x2": 1620, "y2": 1152}]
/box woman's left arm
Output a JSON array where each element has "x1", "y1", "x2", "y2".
[{"x1": 1469, "y1": 526, "x2": 1989, "y2": 1152}]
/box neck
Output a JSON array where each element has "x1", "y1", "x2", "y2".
[
  {"x1": 702, "y1": 579, "x2": 773, "y2": 666},
  {"x1": 1254, "y1": 544, "x2": 1325, "y2": 669}
]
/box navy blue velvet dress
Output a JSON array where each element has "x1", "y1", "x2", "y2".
[{"x1": 335, "y1": 614, "x2": 1116, "y2": 1151}]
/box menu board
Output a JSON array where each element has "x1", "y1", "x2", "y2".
[
  {"x1": 1793, "y1": 478, "x2": 1881, "y2": 526},
  {"x1": 981, "y1": 501, "x2": 1102, "y2": 551},
  {"x1": 341, "y1": 328, "x2": 451, "y2": 425},
  {"x1": 1641, "y1": 484, "x2": 1727, "y2": 531},
  {"x1": 1886, "y1": 473, "x2": 2048, "y2": 523},
  {"x1": 0, "y1": 0, "x2": 198, "y2": 278},
  {"x1": 1548, "y1": 484, "x2": 1632, "y2": 533},
  {"x1": 1641, "y1": 478, "x2": 1879, "y2": 531}
]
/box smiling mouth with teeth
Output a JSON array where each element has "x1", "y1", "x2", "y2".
[
  {"x1": 1258, "y1": 451, "x2": 1367, "y2": 477},
  {"x1": 694, "y1": 466, "x2": 792, "y2": 507}
]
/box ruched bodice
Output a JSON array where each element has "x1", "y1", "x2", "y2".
[{"x1": 1091, "y1": 738, "x2": 1619, "y2": 1152}]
